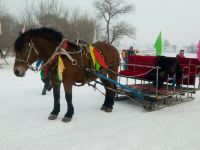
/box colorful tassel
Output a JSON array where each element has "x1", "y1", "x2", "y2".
[
  {"x1": 57, "y1": 56, "x2": 65, "y2": 81},
  {"x1": 89, "y1": 44, "x2": 108, "y2": 71},
  {"x1": 89, "y1": 44, "x2": 96, "y2": 67}
]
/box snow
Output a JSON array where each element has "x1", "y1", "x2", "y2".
[{"x1": 1, "y1": 55, "x2": 200, "y2": 150}]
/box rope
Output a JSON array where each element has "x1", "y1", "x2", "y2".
[
  {"x1": 88, "y1": 82, "x2": 106, "y2": 96},
  {"x1": 106, "y1": 87, "x2": 144, "y2": 107},
  {"x1": 37, "y1": 39, "x2": 67, "y2": 71},
  {"x1": 93, "y1": 71, "x2": 144, "y2": 98},
  {"x1": 38, "y1": 39, "x2": 83, "y2": 72},
  {"x1": 87, "y1": 79, "x2": 144, "y2": 107},
  {"x1": 117, "y1": 63, "x2": 161, "y2": 78}
]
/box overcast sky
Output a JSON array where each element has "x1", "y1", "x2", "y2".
[{"x1": 6, "y1": 0, "x2": 200, "y2": 50}]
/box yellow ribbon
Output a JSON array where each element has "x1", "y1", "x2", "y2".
[
  {"x1": 89, "y1": 44, "x2": 96, "y2": 67},
  {"x1": 58, "y1": 56, "x2": 65, "y2": 81}
]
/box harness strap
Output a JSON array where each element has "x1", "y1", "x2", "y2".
[
  {"x1": 29, "y1": 41, "x2": 39, "y2": 55},
  {"x1": 60, "y1": 48, "x2": 77, "y2": 65},
  {"x1": 15, "y1": 40, "x2": 39, "y2": 71},
  {"x1": 38, "y1": 39, "x2": 68, "y2": 71}
]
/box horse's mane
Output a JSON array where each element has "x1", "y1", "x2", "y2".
[{"x1": 14, "y1": 27, "x2": 63, "y2": 52}]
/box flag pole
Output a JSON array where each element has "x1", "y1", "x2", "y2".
[{"x1": 0, "y1": 22, "x2": 2, "y2": 35}]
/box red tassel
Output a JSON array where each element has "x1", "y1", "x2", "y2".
[
  {"x1": 61, "y1": 40, "x2": 68, "y2": 49},
  {"x1": 93, "y1": 48, "x2": 108, "y2": 69}
]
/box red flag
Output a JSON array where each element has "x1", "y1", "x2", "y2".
[
  {"x1": 93, "y1": 47, "x2": 108, "y2": 69},
  {"x1": 197, "y1": 40, "x2": 200, "y2": 61},
  {"x1": 197, "y1": 40, "x2": 200, "y2": 48}
]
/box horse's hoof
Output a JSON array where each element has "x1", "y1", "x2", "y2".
[
  {"x1": 100, "y1": 106, "x2": 113, "y2": 112},
  {"x1": 104, "y1": 107, "x2": 113, "y2": 112},
  {"x1": 42, "y1": 88, "x2": 47, "y2": 95},
  {"x1": 62, "y1": 117, "x2": 72, "y2": 123},
  {"x1": 100, "y1": 106, "x2": 106, "y2": 111},
  {"x1": 48, "y1": 114, "x2": 58, "y2": 120}
]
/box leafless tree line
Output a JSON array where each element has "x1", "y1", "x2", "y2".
[
  {"x1": 94, "y1": 0, "x2": 135, "y2": 44},
  {"x1": 21, "y1": 0, "x2": 97, "y2": 42},
  {"x1": 0, "y1": 0, "x2": 135, "y2": 52}
]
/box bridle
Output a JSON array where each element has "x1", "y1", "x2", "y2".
[{"x1": 15, "y1": 40, "x2": 39, "y2": 71}]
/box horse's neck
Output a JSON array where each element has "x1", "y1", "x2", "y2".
[
  {"x1": 37, "y1": 40, "x2": 59, "y2": 62},
  {"x1": 40, "y1": 49, "x2": 55, "y2": 62}
]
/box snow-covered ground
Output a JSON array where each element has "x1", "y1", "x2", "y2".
[{"x1": 0, "y1": 54, "x2": 200, "y2": 150}]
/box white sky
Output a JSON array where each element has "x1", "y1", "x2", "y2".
[{"x1": 5, "y1": 0, "x2": 200, "y2": 50}]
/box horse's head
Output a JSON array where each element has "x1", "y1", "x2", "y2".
[
  {"x1": 13, "y1": 32, "x2": 39, "y2": 77},
  {"x1": 13, "y1": 27, "x2": 64, "y2": 77}
]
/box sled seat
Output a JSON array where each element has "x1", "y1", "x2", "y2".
[
  {"x1": 178, "y1": 58, "x2": 200, "y2": 85},
  {"x1": 119, "y1": 55, "x2": 157, "y2": 79}
]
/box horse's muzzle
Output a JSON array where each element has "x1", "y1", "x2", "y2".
[{"x1": 14, "y1": 68, "x2": 25, "y2": 77}]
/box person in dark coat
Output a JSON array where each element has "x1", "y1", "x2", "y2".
[
  {"x1": 36, "y1": 60, "x2": 52, "y2": 95},
  {"x1": 127, "y1": 46, "x2": 135, "y2": 55}
]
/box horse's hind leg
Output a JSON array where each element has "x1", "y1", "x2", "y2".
[
  {"x1": 100, "y1": 67, "x2": 118, "y2": 112},
  {"x1": 101, "y1": 87, "x2": 116, "y2": 112},
  {"x1": 48, "y1": 84, "x2": 61, "y2": 120}
]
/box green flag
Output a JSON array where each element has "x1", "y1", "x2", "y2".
[{"x1": 154, "y1": 32, "x2": 162, "y2": 56}]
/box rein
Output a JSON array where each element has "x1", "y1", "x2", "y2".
[
  {"x1": 15, "y1": 37, "x2": 123, "y2": 91},
  {"x1": 16, "y1": 39, "x2": 82, "y2": 73},
  {"x1": 17, "y1": 38, "x2": 119, "y2": 86}
]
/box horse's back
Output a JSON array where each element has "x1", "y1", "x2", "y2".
[{"x1": 92, "y1": 41, "x2": 120, "y2": 67}]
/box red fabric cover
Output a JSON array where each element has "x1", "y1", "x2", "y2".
[
  {"x1": 190, "y1": 58, "x2": 200, "y2": 74},
  {"x1": 119, "y1": 55, "x2": 156, "y2": 78},
  {"x1": 127, "y1": 55, "x2": 156, "y2": 71},
  {"x1": 119, "y1": 55, "x2": 200, "y2": 85},
  {"x1": 177, "y1": 58, "x2": 200, "y2": 85},
  {"x1": 127, "y1": 55, "x2": 156, "y2": 69}
]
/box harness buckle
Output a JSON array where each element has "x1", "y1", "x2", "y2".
[
  {"x1": 28, "y1": 41, "x2": 34, "y2": 49},
  {"x1": 72, "y1": 59, "x2": 77, "y2": 65}
]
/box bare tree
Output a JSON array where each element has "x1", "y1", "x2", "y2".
[
  {"x1": 68, "y1": 9, "x2": 96, "y2": 42},
  {"x1": 20, "y1": 0, "x2": 37, "y2": 28},
  {"x1": 20, "y1": 0, "x2": 66, "y2": 28},
  {"x1": 0, "y1": 1, "x2": 21, "y2": 50},
  {"x1": 0, "y1": 0, "x2": 6, "y2": 16},
  {"x1": 35, "y1": 0, "x2": 65, "y2": 28},
  {"x1": 188, "y1": 43, "x2": 196, "y2": 53},
  {"x1": 19, "y1": 0, "x2": 97, "y2": 43},
  {"x1": 110, "y1": 22, "x2": 135, "y2": 44},
  {"x1": 0, "y1": 15, "x2": 21, "y2": 50},
  {"x1": 76, "y1": 16, "x2": 96, "y2": 43},
  {"x1": 172, "y1": 45, "x2": 177, "y2": 52},
  {"x1": 94, "y1": 0, "x2": 135, "y2": 44},
  {"x1": 68, "y1": 8, "x2": 81, "y2": 39},
  {"x1": 163, "y1": 39, "x2": 170, "y2": 51}
]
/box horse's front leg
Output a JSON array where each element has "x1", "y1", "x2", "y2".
[
  {"x1": 48, "y1": 85, "x2": 61, "y2": 120},
  {"x1": 48, "y1": 74, "x2": 61, "y2": 120},
  {"x1": 62, "y1": 79, "x2": 74, "y2": 123}
]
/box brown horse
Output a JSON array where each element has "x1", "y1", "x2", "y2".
[{"x1": 13, "y1": 27, "x2": 120, "y2": 122}]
